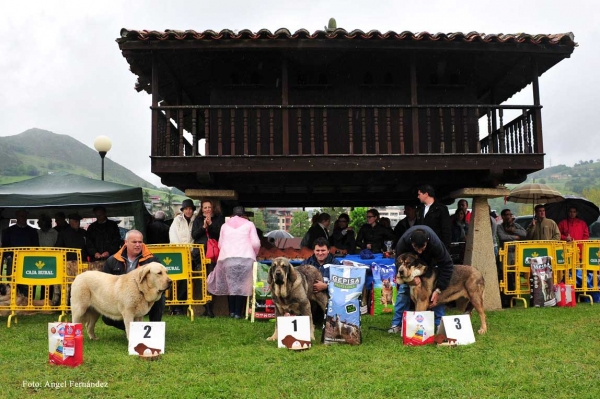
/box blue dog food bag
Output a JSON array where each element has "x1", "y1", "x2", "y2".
[
  {"x1": 371, "y1": 263, "x2": 397, "y2": 316},
  {"x1": 323, "y1": 264, "x2": 368, "y2": 345}
]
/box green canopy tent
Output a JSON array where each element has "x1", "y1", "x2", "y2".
[{"x1": 0, "y1": 174, "x2": 150, "y2": 236}]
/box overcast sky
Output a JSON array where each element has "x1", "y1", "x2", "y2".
[{"x1": 1, "y1": 0, "x2": 597, "y2": 186}]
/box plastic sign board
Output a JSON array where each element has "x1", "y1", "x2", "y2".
[
  {"x1": 277, "y1": 315, "x2": 311, "y2": 349},
  {"x1": 437, "y1": 315, "x2": 476, "y2": 345},
  {"x1": 128, "y1": 322, "x2": 166, "y2": 356}
]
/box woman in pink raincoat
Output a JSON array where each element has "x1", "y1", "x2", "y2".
[{"x1": 207, "y1": 206, "x2": 260, "y2": 318}]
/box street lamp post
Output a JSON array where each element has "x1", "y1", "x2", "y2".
[{"x1": 93, "y1": 136, "x2": 112, "y2": 181}]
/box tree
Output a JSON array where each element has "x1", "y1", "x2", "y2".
[
  {"x1": 251, "y1": 208, "x2": 267, "y2": 232},
  {"x1": 161, "y1": 189, "x2": 175, "y2": 219},
  {"x1": 349, "y1": 207, "x2": 367, "y2": 231},
  {"x1": 262, "y1": 209, "x2": 279, "y2": 231},
  {"x1": 583, "y1": 188, "x2": 600, "y2": 207},
  {"x1": 289, "y1": 211, "x2": 310, "y2": 237}
]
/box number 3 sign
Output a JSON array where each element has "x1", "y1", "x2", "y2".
[
  {"x1": 437, "y1": 315, "x2": 476, "y2": 345},
  {"x1": 277, "y1": 316, "x2": 311, "y2": 349},
  {"x1": 128, "y1": 322, "x2": 166, "y2": 355}
]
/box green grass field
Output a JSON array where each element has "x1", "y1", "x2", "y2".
[{"x1": 1, "y1": 305, "x2": 599, "y2": 399}]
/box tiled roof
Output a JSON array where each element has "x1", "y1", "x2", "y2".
[{"x1": 117, "y1": 28, "x2": 576, "y2": 46}]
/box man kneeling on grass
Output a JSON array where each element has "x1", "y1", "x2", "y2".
[{"x1": 102, "y1": 230, "x2": 165, "y2": 330}]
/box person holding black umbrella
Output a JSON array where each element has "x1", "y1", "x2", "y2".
[{"x1": 558, "y1": 206, "x2": 589, "y2": 242}]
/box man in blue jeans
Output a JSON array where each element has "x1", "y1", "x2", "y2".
[{"x1": 388, "y1": 225, "x2": 454, "y2": 333}]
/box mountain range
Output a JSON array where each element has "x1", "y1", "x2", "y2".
[{"x1": 0, "y1": 128, "x2": 155, "y2": 188}]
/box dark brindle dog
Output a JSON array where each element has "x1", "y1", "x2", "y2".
[
  {"x1": 267, "y1": 257, "x2": 328, "y2": 341},
  {"x1": 395, "y1": 252, "x2": 488, "y2": 334}
]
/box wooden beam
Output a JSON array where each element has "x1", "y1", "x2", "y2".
[
  {"x1": 185, "y1": 189, "x2": 238, "y2": 200},
  {"x1": 531, "y1": 58, "x2": 544, "y2": 154},
  {"x1": 410, "y1": 52, "x2": 420, "y2": 154},
  {"x1": 151, "y1": 52, "x2": 159, "y2": 157},
  {"x1": 281, "y1": 56, "x2": 289, "y2": 155},
  {"x1": 119, "y1": 40, "x2": 575, "y2": 55}
]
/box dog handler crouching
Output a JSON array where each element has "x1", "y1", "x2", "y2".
[
  {"x1": 388, "y1": 225, "x2": 454, "y2": 333},
  {"x1": 101, "y1": 230, "x2": 165, "y2": 330}
]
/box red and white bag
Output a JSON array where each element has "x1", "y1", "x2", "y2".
[
  {"x1": 554, "y1": 282, "x2": 576, "y2": 307},
  {"x1": 48, "y1": 323, "x2": 83, "y2": 367},
  {"x1": 402, "y1": 311, "x2": 435, "y2": 346}
]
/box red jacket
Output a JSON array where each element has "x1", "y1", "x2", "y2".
[{"x1": 558, "y1": 218, "x2": 589, "y2": 241}]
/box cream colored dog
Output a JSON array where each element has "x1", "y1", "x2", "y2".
[{"x1": 71, "y1": 262, "x2": 172, "y2": 340}]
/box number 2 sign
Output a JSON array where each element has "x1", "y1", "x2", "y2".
[{"x1": 128, "y1": 322, "x2": 166, "y2": 355}]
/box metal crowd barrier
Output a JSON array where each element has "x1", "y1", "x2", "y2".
[
  {"x1": 570, "y1": 240, "x2": 600, "y2": 303},
  {"x1": 499, "y1": 240, "x2": 600, "y2": 307},
  {"x1": 0, "y1": 247, "x2": 82, "y2": 327},
  {"x1": 147, "y1": 243, "x2": 211, "y2": 321},
  {"x1": 498, "y1": 240, "x2": 573, "y2": 308}
]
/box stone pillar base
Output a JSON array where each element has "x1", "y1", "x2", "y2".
[{"x1": 451, "y1": 187, "x2": 510, "y2": 311}]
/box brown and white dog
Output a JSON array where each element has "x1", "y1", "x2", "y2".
[
  {"x1": 266, "y1": 257, "x2": 328, "y2": 341},
  {"x1": 395, "y1": 252, "x2": 488, "y2": 334}
]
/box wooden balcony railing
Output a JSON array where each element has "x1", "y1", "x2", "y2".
[{"x1": 153, "y1": 104, "x2": 542, "y2": 157}]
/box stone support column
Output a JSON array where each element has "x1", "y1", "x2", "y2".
[{"x1": 450, "y1": 187, "x2": 510, "y2": 311}]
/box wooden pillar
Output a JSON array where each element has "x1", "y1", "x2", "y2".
[
  {"x1": 531, "y1": 58, "x2": 544, "y2": 154},
  {"x1": 410, "y1": 52, "x2": 420, "y2": 154},
  {"x1": 151, "y1": 52, "x2": 159, "y2": 157},
  {"x1": 281, "y1": 57, "x2": 289, "y2": 155}
]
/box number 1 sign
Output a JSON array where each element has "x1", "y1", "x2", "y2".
[
  {"x1": 277, "y1": 316, "x2": 311, "y2": 349},
  {"x1": 128, "y1": 322, "x2": 166, "y2": 355}
]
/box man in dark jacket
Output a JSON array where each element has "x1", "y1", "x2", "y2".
[
  {"x1": 2, "y1": 209, "x2": 39, "y2": 296},
  {"x1": 86, "y1": 206, "x2": 122, "y2": 267},
  {"x1": 416, "y1": 185, "x2": 452, "y2": 249},
  {"x1": 101, "y1": 229, "x2": 164, "y2": 330},
  {"x1": 146, "y1": 211, "x2": 170, "y2": 245},
  {"x1": 389, "y1": 225, "x2": 454, "y2": 333}
]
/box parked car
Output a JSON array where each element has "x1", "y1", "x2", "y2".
[{"x1": 514, "y1": 216, "x2": 533, "y2": 230}]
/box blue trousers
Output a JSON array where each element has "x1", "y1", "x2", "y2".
[{"x1": 391, "y1": 284, "x2": 445, "y2": 327}]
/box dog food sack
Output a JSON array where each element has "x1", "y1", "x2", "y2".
[
  {"x1": 402, "y1": 311, "x2": 435, "y2": 346},
  {"x1": 371, "y1": 263, "x2": 396, "y2": 316},
  {"x1": 323, "y1": 264, "x2": 368, "y2": 345},
  {"x1": 48, "y1": 323, "x2": 83, "y2": 367},
  {"x1": 529, "y1": 256, "x2": 556, "y2": 308}
]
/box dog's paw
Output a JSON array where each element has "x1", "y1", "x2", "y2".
[
  {"x1": 477, "y1": 328, "x2": 487, "y2": 335},
  {"x1": 266, "y1": 335, "x2": 277, "y2": 341}
]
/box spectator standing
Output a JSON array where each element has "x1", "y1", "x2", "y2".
[
  {"x1": 168, "y1": 199, "x2": 197, "y2": 315},
  {"x1": 356, "y1": 209, "x2": 394, "y2": 253},
  {"x1": 450, "y1": 209, "x2": 469, "y2": 242},
  {"x1": 1, "y1": 209, "x2": 39, "y2": 296},
  {"x1": 37, "y1": 213, "x2": 59, "y2": 300},
  {"x1": 558, "y1": 206, "x2": 589, "y2": 242},
  {"x1": 526, "y1": 205, "x2": 561, "y2": 240},
  {"x1": 495, "y1": 208, "x2": 526, "y2": 308},
  {"x1": 416, "y1": 184, "x2": 452, "y2": 248},
  {"x1": 191, "y1": 199, "x2": 225, "y2": 318},
  {"x1": 207, "y1": 206, "x2": 260, "y2": 319},
  {"x1": 54, "y1": 213, "x2": 88, "y2": 305},
  {"x1": 393, "y1": 204, "x2": 418, "y2": 247},
  {"x1": 454, "y1": 199, "x2": 472, "y2": 223},
  {"x1": 146, "y1": 210, "x2": 170, "y2": 245},
  {"x1": 329, "y1": 213, "x2": 356, "y2": 254},
  {"x1": 304, "y1": 213, "x2": 331, "y2": 249},
  {"x1": 86, "y1": 206, "x2": 122, "y2": 270},
  {"x1": 53, "y1": 212, "x2": 68, "y2": 234}
]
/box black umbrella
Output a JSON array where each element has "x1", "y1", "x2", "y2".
[{"x1": 544, "y1": 195, "x2": 600, "y2": 226}]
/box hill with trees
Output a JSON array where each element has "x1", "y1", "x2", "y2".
[{"x1": 0, "y1": 128, "x2": 154, "y2": 188}]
